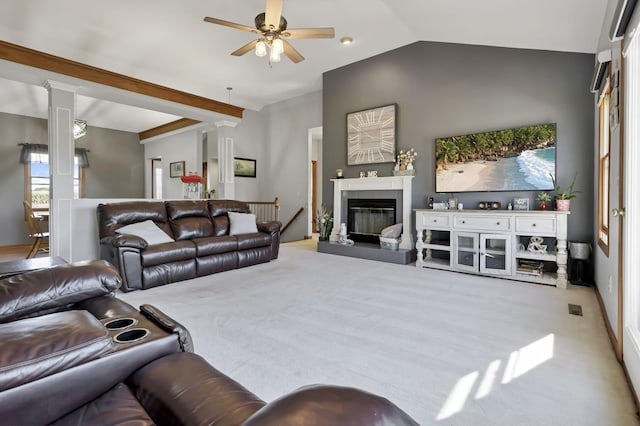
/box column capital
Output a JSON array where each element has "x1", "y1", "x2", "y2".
[
  {"x1": 43, "y1": 80, "x2": 80, "y2": 93},
  {"x1": 214, "y1": 119, "x2": 239, "y2": 128}
]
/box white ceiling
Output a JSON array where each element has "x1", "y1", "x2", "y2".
[{"x1": 0, "y1": 0, "x2": 607, "y2": 133}]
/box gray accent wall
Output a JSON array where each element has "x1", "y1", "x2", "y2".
[
  {"x1": 0, "y1": 112, "x2": 144, "y2": 245},
  {"x1": 323, "y1": 41, "x2": 595, "y2": 242}
]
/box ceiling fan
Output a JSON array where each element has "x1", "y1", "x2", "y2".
[{"x1": 204, "y1": 0, "x2": 335, "y2": 64}]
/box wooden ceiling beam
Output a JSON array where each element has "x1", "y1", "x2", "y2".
[
  {"x1": 0, "y1": 40, "x2": 243, "y2": 118},
  {"x1": 139, "y1": 118, "x2": 202, "y2": 140}
]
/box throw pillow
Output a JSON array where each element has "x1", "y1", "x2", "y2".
[
  {"x1": 381, "y1": 223, "x2": 403, "y2": 238},
  {"x1": 228, "y1": 212, "x2": 258, "y2": 235},
  {"x1": 115, "y1": 220, "x2": 174, "y2": 245}
]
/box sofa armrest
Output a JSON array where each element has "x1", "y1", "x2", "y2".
[
  {"x1": 0, "y1": 260, "x2": 122, "y2": 323},
  {"x1": 128, "y1": 353, "x2": 265, "y2": 426},
  {"x1": 140, "y1": 304, "x2": 194, "y2": 352},
  {"x1": 242, "y1": 385, "x2": 419, "y2": 426},
  {"x1": 257, "y1": 221, "x2": 281, "y2": 235},
  {"x1": 101, "y1": 234, "x2": 148, "y2": 250},
  {"x1": 257, "y1": 221, "x2": 281, "y2": 260}
]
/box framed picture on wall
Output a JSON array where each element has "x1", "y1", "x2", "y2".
[
  {"x1": 347, "y1": 104, "x2": 396, "y2": 165},
  {"x1": 234, "y1": 158, "x2": 256, "y2": 178},
  {"x1": 170, "y1": 161, "x2": 185, "y2": 178}
]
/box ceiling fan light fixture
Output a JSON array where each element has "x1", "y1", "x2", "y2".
[
  {"x1": 270, "y1": 48, "x2": 281, "y2": 63},
  {"x1": 272, "y1": 38, "x2": 284, "y2": 54},
  {"x1": 256, "y1": 40, "x2": 267, "y2": 57},
  {"x1": 73, "y1": 120, "x2": 87, "y2": 139}
]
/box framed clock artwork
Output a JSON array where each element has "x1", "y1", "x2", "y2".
[{"x1": 347, "y1": 104, "x2": 396, "y2": 165}]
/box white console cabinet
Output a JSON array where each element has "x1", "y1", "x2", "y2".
[{"x1": 415, "y1": 210, "x2": 570, "y2": 289}]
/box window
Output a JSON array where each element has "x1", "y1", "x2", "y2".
[
  {"x1": 598, "y1": 81, "x2": 611, "y2": 254},
  {"x1": 25, "y1": 152, "x2": 85, "y2": 209}
]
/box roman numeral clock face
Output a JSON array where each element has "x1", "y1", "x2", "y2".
[{"x1": 347, "y1": 104, "x2": 396, "y2": 165}]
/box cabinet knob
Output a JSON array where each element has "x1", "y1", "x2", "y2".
[
  {"x1": 533, "y1": 223, "x2": 537, "y2": 227},
  {"x1": 462, "y1": 220, "x2": 466, "y2": 224},
  {"x1": 496, "y1": 222, "x2": 500, "y2": 225},
  {"x1": 433, "y1": 219, "x2": 437, "y2": 223}
]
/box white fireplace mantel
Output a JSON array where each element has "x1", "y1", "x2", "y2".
[{"x1": 330, "y1": 175, "x2": 415, "y2": 250}]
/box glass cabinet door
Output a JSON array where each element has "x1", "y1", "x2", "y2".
[
  {"x1": 480, "y1": 234, "x2": 511, "y2": 275},
  {"x1": 454, "y1": 232, "x2": 478, "y2": 272}
]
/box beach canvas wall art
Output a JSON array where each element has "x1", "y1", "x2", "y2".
[{"x1": 435, "y1": 123, "x2": 556, "y2": 193}]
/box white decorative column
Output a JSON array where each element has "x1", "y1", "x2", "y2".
[
  {"x1": 214, "y1": 120, "x2": 237, "y2": 200},
  {"x1": 330, "y1": 176, "x2": 414, "y2": 250},
  {"x1": 44, "y1": 80, "x2": 78, "y2": 262}
]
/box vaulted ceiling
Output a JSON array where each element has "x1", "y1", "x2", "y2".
[{"x1": 0, "y1": 0, "x2": 607, "y2": 132}]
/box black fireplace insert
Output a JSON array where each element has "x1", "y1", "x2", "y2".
[{"x1": 347, "y1": 199, "x2": 396, "y2": 244}]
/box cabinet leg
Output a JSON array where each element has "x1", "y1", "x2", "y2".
[
  {"x1": 416, "y1": 229, "x2": 425, "y2": 267},
  {"x1": 556, "y1": 238, "x2": 568, "y2": 289}
]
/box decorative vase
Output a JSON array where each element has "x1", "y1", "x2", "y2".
[
  {"x1": 407, "y1": 163, "x2": 414, "y2": 171},
  {"x1": 555, "y1": 199, "x2": 571, "y2": 211},
  {"x1": 400, "y1": 164, "x2": 406, "y2": 171},
  {"x1": 539, "y1": 201, "x2": 548, "y2": 210}
]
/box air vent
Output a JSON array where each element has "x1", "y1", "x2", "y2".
[{"x1": 568, "y1": 304, "x2": 583, "y2": 316}]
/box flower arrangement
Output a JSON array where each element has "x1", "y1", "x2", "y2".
[
  {"x1": 397, "y1": 148, "x2": 417, "y2": 167},
  {"x1": 316, "y1": 205, "x2": 334, "y2": 240}
]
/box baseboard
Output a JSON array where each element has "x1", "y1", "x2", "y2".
[
  {"x1": 594, "y1": 281, "x2": 640, "y2": 416},
  {"x1": 594, "y1": 281, "x2": 621, "y2": 359}
]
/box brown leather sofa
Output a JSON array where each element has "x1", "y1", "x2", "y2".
[
  {"x1": 0, "y1": 261, "x2": 418, "y2": 425},
  {"x1": 98, "y1": 199, "x2": 281, "y2": 292}
]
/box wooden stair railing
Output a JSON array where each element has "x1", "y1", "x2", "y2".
[
  {"x1": 245, "y1": 197, "x2": 280, "y2": 223},
  {"x1": 281, "y1": 207, "x2": 304, "y2": 235}
]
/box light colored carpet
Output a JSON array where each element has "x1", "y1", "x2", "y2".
[{"x1": 118, "y1": 240, "x2": 638, "y2": 425}]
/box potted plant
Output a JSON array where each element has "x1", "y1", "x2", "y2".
[
  {"x1": 551, "y1": 172, "x2": 579, "y2": 211},
  {"x1": 316, "y1": 205, "x2": 334, "y2": 241},
  {"x1": 536, "y1": 192, "x2": 552, "y2": 210}
]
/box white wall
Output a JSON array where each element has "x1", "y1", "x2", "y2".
[
  {"x1": 233, "y1": 109, "x2": 266, "y2": 202},
  {"x1": 230, "y1": 92, "x2": 322, "y2": 241},
  {"x1": 262, "y1": 91, "x2": 322, "y2": 242},
  {"x1": 144, "y1": 130, "x2": 202, "y2": 199}
]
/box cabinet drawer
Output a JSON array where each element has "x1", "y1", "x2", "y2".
[
  {"x1": 516, "y1": 217, "x2": 556, "y2": 234},
  {"x1": 454, "y1": 215, "x2": 510, "y2": 231},
  {"x1": 417, "y1": 214, "x2": 450, "y2": 228}
]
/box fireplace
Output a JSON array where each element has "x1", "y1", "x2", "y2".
[{"x1": 347, "y1": 199, "x2": 396, "y2": 244}]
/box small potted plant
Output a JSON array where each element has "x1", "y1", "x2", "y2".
[
  {"x1": 551, "y1": 172, "x2": 579, "y2": 211},
  {"x1": 536, "y1": 192, "x2": 552, "y2": 210}
]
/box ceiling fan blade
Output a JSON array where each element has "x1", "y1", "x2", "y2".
[
  {"x1": 264, "y1": 0, "x2": 284, "y2": 29},
  {"x1": 282, "y1": 27, "x2": 335, "y2": 39},
  {"x1": 231, "y1": 39, "x2": 260, "y2": 56},
  {"x1": 204, "y1": 17, "x2": 259, "y2": 34},
  {"x1": 282, "y1": 40, "x2": 305, "y2": 63}
]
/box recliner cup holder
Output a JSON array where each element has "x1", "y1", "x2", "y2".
[
  {"x1": 113, "y1": 328, "x2": 150, "y2": 344},
  {"x1": 104, "y1": 317, "x2": 137, "y2": 330}
]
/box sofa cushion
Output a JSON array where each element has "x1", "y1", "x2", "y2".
[
  {"x1": 116, "y1": 220, "x2": 174, "y2": 246},
  {"x1": 0, "y1": 311, "x2": 113, "y2": 392},
  {"x1": 0, "y1": 260, "x2": 121, "y2": 323},
  {"x1": 236, "y1": 233, "x2": 273, "y2": 250},
  {"x1": 193, "y1": 236, "x2": 238, "y2": 256},
  {"x1": 166, "y1": 201, "x2": 214, "y2": 240},
  {"x1": 97, "y1": 201, "x2": 171, "y2": 239},
  {"x1": 141, "y1": 241, "x2": 196, "y2": 267},
  {"x1": 49, "y1": 382, "x2": 154, "y2": 426},
  {"x1": 228, "y1": 212, "x2": 259, "y2": 235},
  {"x1": 209, "y1": 200, "x2": 251, "y2": 236}
]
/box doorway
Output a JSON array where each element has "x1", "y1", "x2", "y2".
[
  {"x1": 151, "y1": 158, "x2": 162, "y2": 199},
  {"x1": 307, "y1": 127, "x2": 323, "y2": 237}
]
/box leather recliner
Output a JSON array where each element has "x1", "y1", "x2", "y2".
[{"x1": 0, "y1": 261, "x2": 418, "y2": 425}]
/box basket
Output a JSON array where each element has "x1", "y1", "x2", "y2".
[{"x1": 379, "y1": 237, "x2": 399, "y2": 250}]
